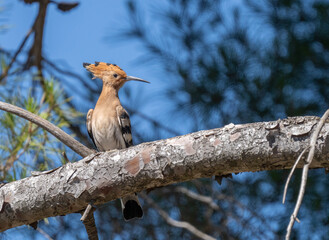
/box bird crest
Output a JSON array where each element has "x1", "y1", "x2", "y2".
[{"x1": 83, "y1": 62, "x2": 127, "y2": 79}]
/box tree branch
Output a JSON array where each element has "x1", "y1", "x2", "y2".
[
  {"x1": 36, "y1": 227, "x2": 53, "y2": 240},
  {"x1": 285, "y1": 109, "x2": 329, "y2": 239},
  {"x1": 80, "y1": 208, "x2": 98, "y2": 240},
  {"x1": 0, "y1": 101, "x2": 95, "y2": 157},
  {"x1": 0, "y1": 116, "x2": 329, "y2": 232},
  {"x1": 282, "y1": 147, "x2": 309, "y2": 204},
  {"x1": 173, "y1": 186, "x2": 219, "y2": 210},
  {"x1": 0, "y1": 28, "x2": 33, "y2": 81},
  {"x1": 141, "y1": 193, "x2": 216, "y2": 240}
]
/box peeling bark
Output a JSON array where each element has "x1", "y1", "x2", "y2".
[{"x1": 1, "y1": 116, "x2": 329, "y2": 232}]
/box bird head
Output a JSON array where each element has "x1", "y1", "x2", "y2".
[{"x1": 83, "y1": 62, "x2": 149, "y2": 90}]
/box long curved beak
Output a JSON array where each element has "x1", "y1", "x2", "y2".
[{"x1": 125, "y1": 76, "x2": 150, "y2": 83}]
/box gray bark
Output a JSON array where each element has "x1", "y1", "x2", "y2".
[{"x1": 1, "y1": 116, "x2": 329, "y2": 232}]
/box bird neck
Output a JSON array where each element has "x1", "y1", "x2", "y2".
[{"x1": 96, "y1": 85, "x2": 121, "y2": 108}]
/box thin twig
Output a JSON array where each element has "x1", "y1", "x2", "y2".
[
  {"x1": 285, "y1": 109, "x2": 329, "y2": 240},
  {"x1": 43, "y1": 57, "x2": 98, "y2": 91},
  {"x1": 80, "y1": 203, "x2": 94, "y2": 222},
  {"x1": 80, "y1": 209, "x2": 99, "y2": 240},
  {"x1": 174, "y1": 186, "x2": 219, "y2": 210},
  {"x1": 62, "y1": 152, "x2": 70, "y2": 164},
  {"x1": 0, "y1": 101, "x2": 95, "y2": 157},
  {"x1": 282, "y1": 147, "x2": 309, "y2": 204},
  {"x1": 36, "y1": 227, "x2": 54, "y2": 240},
  {"x1": 80, "y1": 202, "x2": 98, "y2": 240},
  {"x1": 188, "y1": 179, "x2": 277, "y2": 236},
  {"x1": 214, "y1": 193, "x2": 277, "y2": 235},
  {"x1": 0, "y1": 29, "x2": 33, "y2": 81},
  {"x1": 172, "y1": 186, "x2": 273, "y2": 238},
  {"x1": 141, "y1": 193, "x2": 216, "y2": 240}
]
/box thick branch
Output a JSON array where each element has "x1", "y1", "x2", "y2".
[
  {"x1": 1, "y1": 116, "x2": 329, "y2": 232},
  {"x1": 0, "y1": 101, "x2": 94, "y2": 157}
]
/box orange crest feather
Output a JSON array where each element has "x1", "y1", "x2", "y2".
[{"x1": 83, "y1": 62, "x2": 127, "y2": 79}]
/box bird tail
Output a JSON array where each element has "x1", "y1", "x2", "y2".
[{"x1": 121, "y1": 194, "x2": 143, "y2": 221}]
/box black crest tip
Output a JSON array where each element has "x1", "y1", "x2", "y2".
[
  {"x1": 95, "y1": 61, "x2": 100, "y2": 66},
  {"x1": 83, "y1": 62, "x2": 90, "y2": 68}
]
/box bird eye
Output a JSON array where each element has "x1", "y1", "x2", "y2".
[{"x1": 113, "y1": 73, "x2": 118, "y2": 78}]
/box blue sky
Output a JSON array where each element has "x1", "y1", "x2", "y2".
[
  {"x1": 2, "y1": 1, "x2": 149, "y2": 75},
  {"x1": 1, "y1": 0, "x2": 193, "y2": 142}
]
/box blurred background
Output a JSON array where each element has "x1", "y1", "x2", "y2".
[{"x1": 0, "y1": 0, "x2": 329, "y2": 239}]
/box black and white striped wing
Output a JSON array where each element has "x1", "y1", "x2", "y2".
[{"x1": 116, "y1": 106, "x2": 133, "y2": 148}]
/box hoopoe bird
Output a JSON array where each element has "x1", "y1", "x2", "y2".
[{"x1": 83, "y1": 61, "x2": 149, "y2": 221}]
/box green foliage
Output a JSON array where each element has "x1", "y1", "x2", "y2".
[{"x1": 0, "y1": 77, "x2": 80, "y2": 182}]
